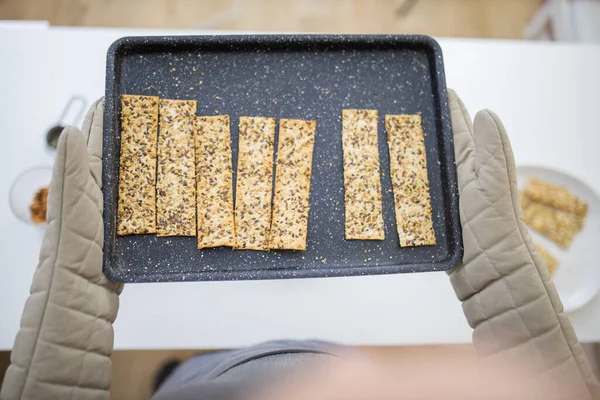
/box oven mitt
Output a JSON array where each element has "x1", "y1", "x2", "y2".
[
  {"x1": 1, "y1": 99, "x2": 122, "y2": 400},
  {"x1": 447, "y1": 90, "x2": 600, "y2": 399}
]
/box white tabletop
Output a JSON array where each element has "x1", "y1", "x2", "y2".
[{"x1": 0, "y1": 26, "x2": 599, "y2": 350}]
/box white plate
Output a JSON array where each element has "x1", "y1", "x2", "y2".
[
  {"x1": 517, "y1": 166, "x2": 600, "y2": 313},
  {"x1": 9, "y1": 166, "x2": 52, "y2": 226}
]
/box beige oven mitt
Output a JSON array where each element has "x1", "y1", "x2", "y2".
[
  {"x1": 1, "y1": 99, "x2": 122, "y2": 400},
  {"x1": 447, "y1": 90, "x2": 600, "y2": 399}
]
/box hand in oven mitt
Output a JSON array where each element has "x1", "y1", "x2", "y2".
[
  {"x1": 448, "y1": 90, "x2": 600, "y2": 400},
  {"x1": 2, "y1": 99, "x2": 122, "y2": 400}
]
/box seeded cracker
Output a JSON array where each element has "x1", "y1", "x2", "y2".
[
  {"x1": 342, "y1": 110, "x2": 385, "y2": 240},
  {"x1": 195, "y1": 115, "x2": 235, "y2": 248},
  {"x1": 524, "y1": 178, "x2": 588, "y2": 219},
  {"x1": 385, "y1": 115, "x2": 436, "y2": 247},
  {"x1": 520, "y1": 192, "x2": 532, "y2": 211},
  {"x1": 535, "y1": 243, "x2": 559, "y2": 276},
  {"x1": 235, "y1": 117, "x2": 276, "y2": 250},
  {"x1": 117, "y1": 95, "x2": 159, "y2": 235},
  {"x1": 521, "y1": 193, "x2": 581, "y2": 248},
  {"x1": 157, "y1": 99, "x2": 197, "y2": 236},
  {"x1": 269, "y1": 119, "x2": 316, "y2": 250}
]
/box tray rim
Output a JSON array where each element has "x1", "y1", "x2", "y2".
[{"x1": 103, "y1": 33, "x2": 463, "y2": 283}]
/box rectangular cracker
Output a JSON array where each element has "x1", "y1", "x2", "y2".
[
  {"x1": 520, "y1": 191, "x2": 532, "y2": 211},
  {"x1": 385, "y1": 115, "x2": 436, "y2": 247},
  {"x1": 521, "y1": 193, "x2": 582, "y2": 248},
  {"x1": 524, "y1": 178, "x2": 588, "y2": 218},
  {"x1": 269, "y1": 119, "x2": 316, "y2": 250},
  {"x1": 535, "y1": 243, "x2": 559, "y2": 276},
  {"x1": 235, "y1": 117, "x2": 276, "y2": 250},
  {"x1": 342, "y1": 110, "x2": 385, "y2": 240},
  {"x1": 117, "y1": 95, "x2": 159, "y2": 235},
  {"x1": 156, "y1": 99, "x2": 197, "y2": 237},
  {"x1": 195, "y1": 115, "x2": 235, "y2": 248}
]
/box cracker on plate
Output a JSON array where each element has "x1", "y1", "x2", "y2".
[
  {"x1": 535, "y1": 243, "x2": 559, "y2": 276},
  {"x1": 524, "y1": 178, "x2": 588, "y2": 218},
  {"x1": 521, "y1": 193, "x2": 582, "y2": 248}
]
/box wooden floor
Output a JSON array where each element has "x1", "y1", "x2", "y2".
[
  {"x1": 110, "y1": 349, "x2": 200, "y2": 399},
  {"x1": 0, "y1": 0, "x2": 542, "y2": 39},
  {"x1": 0, "y1": 0, "x2": 545, "y2": 399}
]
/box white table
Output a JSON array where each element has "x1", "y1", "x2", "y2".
[{"x1": 1, "y1": 26, "x2": 599, "y2": 350}]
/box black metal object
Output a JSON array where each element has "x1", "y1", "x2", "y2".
[
  {"x1": 46, "y1": 95, "x2": 87, "y2": 149},
  {"x1": 103, "y1": 35, "x2": 462, "y2": 283}
]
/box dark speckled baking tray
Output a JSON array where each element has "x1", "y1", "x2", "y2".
[{"x1": 103, "y1": 35, "x2": 462, "y2": 283}]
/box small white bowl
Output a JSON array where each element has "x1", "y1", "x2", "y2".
[{"x1": 9, "y1": 166, "x2": 53, "y2": 226}]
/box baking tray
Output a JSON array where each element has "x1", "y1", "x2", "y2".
[{"x1": 103, "y1": 35, "x2": 462, "y2": 283}]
